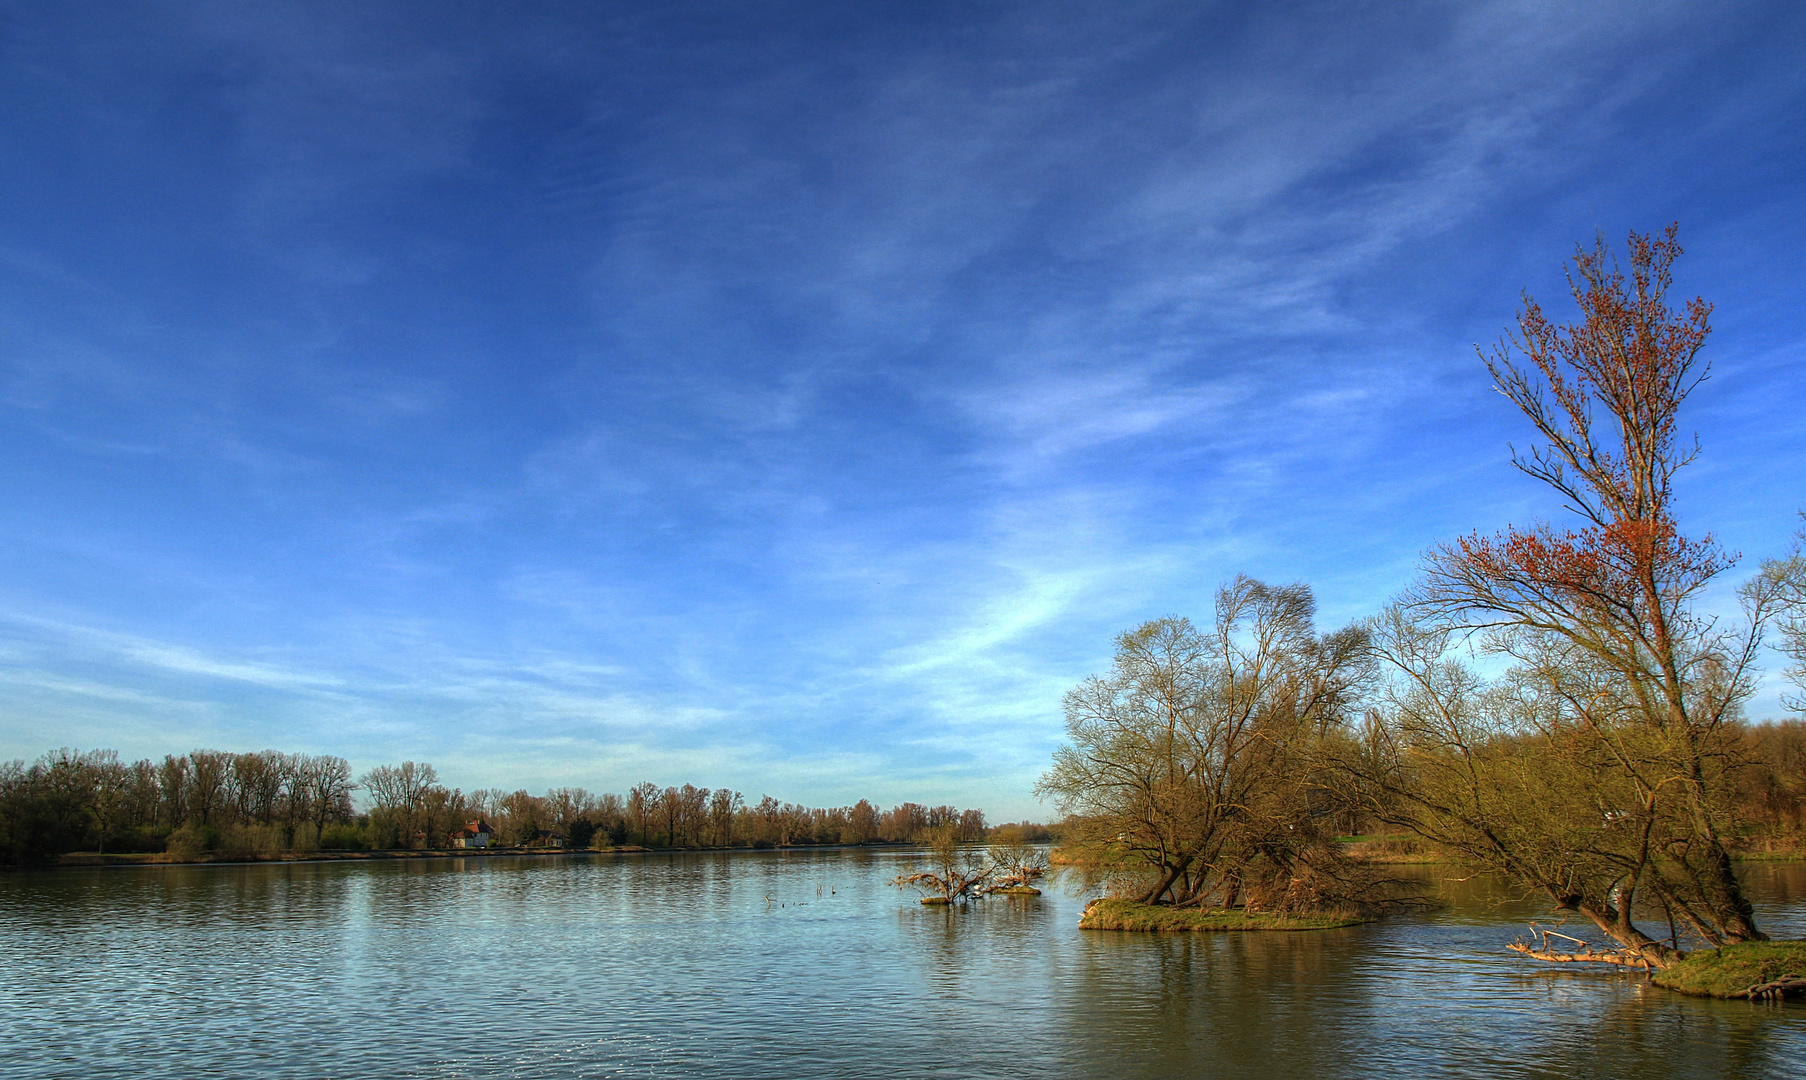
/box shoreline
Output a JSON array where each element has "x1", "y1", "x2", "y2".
[
  {"x1": 1649, "y1": 941, "x2": 1806, "y2": 1000},
  {"x1": 45, "y1": 840, "x2": 916, "y2": 870}
]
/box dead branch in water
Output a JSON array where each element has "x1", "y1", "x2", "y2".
[
  {"x1": 1507, "y1": 924, "x2": 1655, "y2": 969},
  {"x1": 1742, "y1": 974, "x2": 1806, "y2": 1001}
]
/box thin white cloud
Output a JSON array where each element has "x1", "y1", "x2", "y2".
[{"x1": 0, "y1": 1, "x2": 1798, "y2": 817}]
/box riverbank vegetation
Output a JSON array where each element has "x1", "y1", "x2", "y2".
[
  {"x1": 0, "y1": 747, "x2": 1027, "y2": 867},
  {"x1": 1040, "y1": 229, "x2": 1806, "y2": 974},
  {"x1": 1331, "y1": 227, "x2": 1805, "y2": 972},
  {"x1": 1649, "y1": 941, "x2": 1806, "y2": 1000}
]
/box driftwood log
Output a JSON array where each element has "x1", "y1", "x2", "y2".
[
  {"x1": 1742, "y1": 974, "x2": 1806, "y2": 1001},
  {"x1": 1506, "y1": 926, "x2": 1655, "y2": 969}
]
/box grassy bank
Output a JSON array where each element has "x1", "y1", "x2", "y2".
[
  {"x1": 1079, "y1": 897, "x2": 1374, "y2": 932},
  {"x1": 1650, "y1": 942, "x2": 1806, "y2": 999}
]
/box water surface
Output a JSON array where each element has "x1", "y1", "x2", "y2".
[{"x1": 3, "y1": 851, "x2": 1803, "y2": 1078}]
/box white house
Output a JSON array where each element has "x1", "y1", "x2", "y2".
[{"x1": 450, "y1": 819, "x2": 495, "y2": 848}]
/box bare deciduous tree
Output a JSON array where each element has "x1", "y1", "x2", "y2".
[
  {"x1": 300, "y1": 755, "x2": 355, "y2": 838},
  {"x1": 1355, "y1": 227, "x2": 1785, "y2": 967},
  {"x1": 985, "y1": 825, "x2": 1049, "y2": 893},
  {"x1": 360, "y1": 761, "x2": 438, "y2": 814},
  {"x1": 1765, "y1": 525, "x2": 1806, "y2": 711},
  {"x1": 1038, "y1": 578, "x2": 1371, "y2": 910},
  {"x1": 709, "y1": 788, "x2": 742, "y2": 846},
  {"x1": 894, "y1": 825, "x2": 992, "y2": 904}
]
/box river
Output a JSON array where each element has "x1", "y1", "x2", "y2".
[{"x1": 3, "y1": 851, "x2": 1803, "y2": 1078}]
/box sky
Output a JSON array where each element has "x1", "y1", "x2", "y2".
[{"x1": 1, "y1": 1, "x2": 1803, "y2": 819}]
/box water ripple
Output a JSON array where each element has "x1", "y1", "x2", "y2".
[{"x1": 2, "y1": 854, "x2": 1802, "y2": 1079}]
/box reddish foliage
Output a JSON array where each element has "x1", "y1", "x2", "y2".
[
  {"x1": 1455, "y1": 519, "x2": 1730, "y2": 621},
  {"x1": 1452, "y1": 225, "x2": 1728, "y2": 631}
]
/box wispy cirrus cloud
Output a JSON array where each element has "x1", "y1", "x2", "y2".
[{"x1": 0, "y1": 1, "x2": 1802, "y2": 814}]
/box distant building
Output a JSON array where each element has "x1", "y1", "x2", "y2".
[
  {"x1": 530, "y1": 829, "x2": 566, "y2": 849},
  {"x1": 450, "y1": 819, "x2": 496, "y2": 849}
]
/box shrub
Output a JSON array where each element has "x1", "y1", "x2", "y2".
[
  {"x1": 216, "y1": 824, "x2": 283, "y2": 858},
  {"x1": 166, "y1": 823, "x2": 220, "y2": 859},
  {"x1": 290, "y1": 822, "x2": 319, "y2": 853},
  {"x1": 320, "y1": 822, "x2": 368, "y2": 850},
  {"x1": 104, "y1": 825, "x2": 168, "y2": 854}
]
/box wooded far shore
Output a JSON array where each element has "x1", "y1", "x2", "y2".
[{"x1": 0, "y1": 745, "x2": 1051, "y2": 868}]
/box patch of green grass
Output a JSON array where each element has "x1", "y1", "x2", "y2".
[
  {"x1": 1651, "y1": 941, "x2": 1806, "y2": 999},
  {"x1": 1078, "y1": 898, "x2": 1374, "y2": 932}
]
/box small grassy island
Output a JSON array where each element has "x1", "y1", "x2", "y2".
[
  {"x1": 1649, "y1": 942, "x2": 1806, "y2": 1001},
  {"x1": 1079, "y1": 898, "x2": 1374, "y2": 932}
]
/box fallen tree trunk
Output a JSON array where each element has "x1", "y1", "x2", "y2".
[
  {"x1": 1742, "y1": 974, "x2": 1806, "y2": 1001},
  {"x1": 1506, "y1": 941, "x2": 1654, "y2": 969},
  {"x1": 1506, "y1": 925, "x2": 1669, "y2": 970}
]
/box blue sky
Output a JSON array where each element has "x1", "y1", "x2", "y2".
[{"x1": 1, "y1": 1, "x2": 1803, "y2": 818}]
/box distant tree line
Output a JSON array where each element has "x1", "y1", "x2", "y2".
[
  {"x1": 0, "y1": 745, "x2": 1031, "y2": 866},
  {"x1": 0, "y1": 747, "x2": 353, "y2": 865},
  {"x1": 1736, "y1": 722, "x2": 1806, "y2": 848},
  {"x1": 351, "y1": 766, "x2": 1001, "y2": 854}
]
